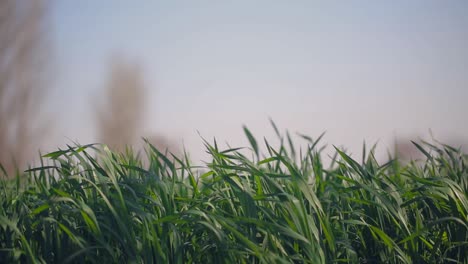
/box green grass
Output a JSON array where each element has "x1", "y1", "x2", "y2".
[{"x1": 1, "y1": 125, "x2": 467, "y2": 263}]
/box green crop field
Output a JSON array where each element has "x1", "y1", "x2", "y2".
[{"x1": 1, "y1": 125, "x2": 467, "y2": 263}]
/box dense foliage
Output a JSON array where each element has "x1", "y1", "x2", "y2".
[{"x1": 1, "y1": 127, "x2": 467, "y2": 263}]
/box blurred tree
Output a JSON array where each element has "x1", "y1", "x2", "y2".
[
  {"x1": 395, "y1": 137, "x2": 467, "y2": 163},
  {"x1": 0, "y1": 0, "x2": 49, "y2": 176},
  {"x1": 394, "y1": 139, "x2": 423, "y2": 162},
  {"x1": 97, "y1": 56, "x2": 145, "y2": 152}
]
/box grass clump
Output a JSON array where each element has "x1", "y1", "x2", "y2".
[{"x1": 1, "y1": 126, "x2": 467, "y2": 263}]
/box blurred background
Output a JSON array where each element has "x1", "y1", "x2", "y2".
[{"x1": 1, "y1": 0, "x2": 467, "y2": 173}]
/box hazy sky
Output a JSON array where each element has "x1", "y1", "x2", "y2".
[{"x1": 50, "y1": 1, "x2": 468, "y2": 162}]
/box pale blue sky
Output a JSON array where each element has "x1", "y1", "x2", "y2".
[{"x1": 49, "y1": 1, "x2": 468, "y2": 161}]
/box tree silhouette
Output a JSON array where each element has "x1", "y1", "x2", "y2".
[
  {"x1": 0, "y1": 0, "x2": 49, "y2": 176},
  {"x1": 96, "y1": 56, "x2": 145, "y2": 152}
]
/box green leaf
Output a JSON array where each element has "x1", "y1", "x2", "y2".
[{"x1": 243, "y1": 126, "x2": 259, "y2": 157}]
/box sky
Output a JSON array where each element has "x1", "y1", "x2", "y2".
[{"x1": 49, "y1": 1, "x2": 468, "y2": 162}]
